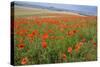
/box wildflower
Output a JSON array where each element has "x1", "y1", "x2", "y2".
[
  {"x1": 29, "y1": 39, "x2": 33, "y2": 43},
  {"x1": 48, "y1": 29, "x2": 54, "y2": 33},
  {"x1": 75, "y1": 42, "x2": 83, "y2": 52},
  {"x1": 81, "y1": 38, "x2": 86, "y2": 42},
  {"x1": 62, "y1": 53, "x2": 67, "y2": 60},
  {"x1": 42, "y1": 41, "x2": 47, "y2": 48},
  {"x1": 19, "y1": 38, "x2": 23, "y2": 43},
  {"x1": 42, "y1": 33, "x2": 49, "y2": 40},
  {"x1": 32, "y1": 30, "x2": 38, "y2": 35},
  {"x1": 68, "y1": 47, "x2": 72, "y2": 54},
  {"x1": 67, "y1": 30, "x2": 77, "y2": 37},
  {"x1": 67, "y1": 31, "x2": 74, "y2": 36},
  {"x1": 17, "y1": 43, "x2": 25, "y2": 49},
  {"x1": 73, "y1": 30, "x2": 78, "y2": 33},
  {"x1": 93, "y1": 42, "x2": 97, "y2": 46},
  {"x1": 78, "y1": 42, "x2": 84, "y2": 46},
  {"x1": 27, "y1": 33, "x2": 34, "y2": 38},
  {"x1": 21, "y1": 57, "x2": 28, "y2": 65},
  {"x1": 16, "y1": 29, "x2": 27, "y2": 36}
]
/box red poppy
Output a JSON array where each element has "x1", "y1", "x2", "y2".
[
  {"x1": 68, "y1": 47, "x2": 72, "y2": 54},
  {"x1": 81, "y1": 38, "x2": 86, "y2": 42},
  {"x1": 75, "y1": 45, "x2": 80, "y2": 53},
  {"x1": 48, "y1": 29, "x2": 54, "y2": 33},
  {"x1": 16, "y1": 29, "x2": 28, "y2": 36},
  {"x1": 32, "y1": 30, "x2": 38, "y2": 35},
  {"x1": 62, "y1": 53, "x2": 67, "y2": 60},
  {"x1": 17, "y1": 43, "x2": 25, "y2": 49},
  {"x1": 79, "y1": 42, "x2": 83, "y2": 46},
  {"x1": 73, "y1": 30, "x2": 77, "y2": 33},
  {"x1": 27, "y1": 33, "x2": 34, "y2": 38},
  {"x1": 67, "y1": 30, "x2": 78, "y2": 37},
  {"x1": 29, "y1": 39, "x2": 33, "y2": 43},
  {"x1": 42, "y1": 41, "x2": 47, "y2": 48},
  {"x1": 18, "y1": 38, "x2": 23, "y2": 43},
  {"x1": 67, "y1": 31, "x2": 74, "y2": 36},
  {"x1": 21, "y1": 57, "x2": 28, "y2": 65},
  {"x1": 75, "y1": 42, "x2": 83, "y2": 52},
  {"x1": 42, "y1": 33, "x2": 49, "y2": 40},
  {"x1": 93, "y1": 42, "x2": 97, "y2": 46}
]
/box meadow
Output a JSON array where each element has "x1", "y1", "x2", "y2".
[{"x1": 13, "y1": 6, "x2": 97, "y2": 65}]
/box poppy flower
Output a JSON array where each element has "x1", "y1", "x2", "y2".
[
  {"x1": 62, "y1": 53, "x2": 67, "y2": 60},
  {"x1": 79, "y1": 42, "x2": 83, "y2": 46},
  {"x1": 27, "y1": 33, "x2": 34, "y2": 38},
  {"x1": 67, "y1": 31, "x2": 74, "y2": 36},
  {"x1": 75, "y1": 42, "x2": 83, "y2": 52},
  {"x1": 68, "y1": 47, "x2": 72, "y2": 54},
  {"x1": 18, "y1": 38, "x2": 23, "y2": 43},
  {"x1": 32, "y1": 30, "x2": 38, "y2": 35},
  {"x1": 73, "y1": 30, "x2": 78, "y2": 33},
  {"x1": 16, "y1": 38, "x2": 23, "y2": 43},
  {"x1": 48, "y1": 29, "x2": 54, "y2": 33},
  {"x1": 93, "y1": 42, "x2": 97, "y2": 46},
  {"x1": 81, "y1": 38, "x2": 86, "y2": 42},
  {"x1": 16, "y1": 29, "x2": 28, "y2": 36},
  {"x1": 67, "y1": 30, "x2": 78, "y2": 37},
  {"x1": 75, "y1": 45, "x2": 80, "y2": 53},
  {"x1": 42, "y1": 33, "x2": 49, "y2": 40},
  {"x1": 16, "y1": 30, "x2": 24, "y2": 36},
  {"x1": 42, "y1": 41, "x2": 47, "y2": 48},
  {"x1": 21, "y1": 57, "x2": 28, "y2": 65},
  {"x1": 29, "y1": 39, "x2": 33, "y2": 43},
  {"x1": 17, "y1": 43, "x2": 25, "y2": 49}
]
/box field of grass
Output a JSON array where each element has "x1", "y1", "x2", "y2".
[{"x1": 13, "y1": 6, "x2": 97, "y2": 65}]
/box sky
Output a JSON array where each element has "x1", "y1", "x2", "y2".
[{"x1": 14, "y1": 1, "x2": 97, "y2": 16}]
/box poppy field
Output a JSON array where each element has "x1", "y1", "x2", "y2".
[{"x1": 13, "y1": 6, "x2": 97, "y2": 65}]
